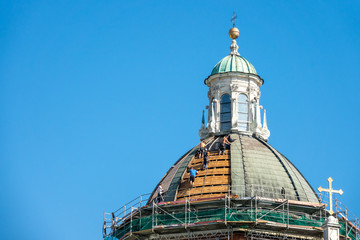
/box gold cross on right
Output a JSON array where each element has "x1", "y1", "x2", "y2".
[{"x1": 318, "y1": 177, "x2": 344, "y2": 215}]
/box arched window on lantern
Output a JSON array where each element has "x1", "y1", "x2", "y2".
[
  {"x1": 220, "y1": 94, "x2": 231, "y2": 131},
  {"x1": 238, "y1": 94, "x2": 249, "y2": 131}
]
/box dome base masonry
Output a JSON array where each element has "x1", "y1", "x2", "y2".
[{"x1": 103, "y1": 25, "x2": 359, "y2": 240}]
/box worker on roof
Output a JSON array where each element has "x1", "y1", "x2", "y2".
[
  {"x1": 188, "y1": 167, "x2": 198, "y2": 187},
  {"x1": 219, "y1": 136, "x2": 231, "y2": 155},
  {"x1": 103, "y1": 221, "x2": 107, "y2": 235},
  {"x1": 203, "y1": 149, "x2": 209, "y2": 170},
  {"x1": 156, "y1": 184, "x2": 164, "y2": 203},
  {"x1": 281, "y1": 187, "x2": 286, "y2": 199},
  {"x1": 111, "y1": 212, "x2": 115, "y2": 227},
  {"x1": 199, "y1": 140, "x2": 206, "y2": 158}
]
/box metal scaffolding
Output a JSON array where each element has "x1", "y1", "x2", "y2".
[
  {"x1": 103, "y1": 185, "x2": 359, "y2": 240},
  {"x1": 103, "y1": 195, "x2": 357, "y2": 240}
]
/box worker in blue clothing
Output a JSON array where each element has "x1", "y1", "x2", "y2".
[{"x1": 189, "y1": 167, "x2": 198, "y2": 187}]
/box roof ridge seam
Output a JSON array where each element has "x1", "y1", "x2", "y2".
[
  {"x1": 277, "y1": 151, "x2": 320, "y2": 203},
  {"x1": 238, "y1": 133, "x2": 247, "y2": 197}
]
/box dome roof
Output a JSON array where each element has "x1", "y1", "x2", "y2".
[
  {"x1": 210, "y1": 55, "x2": 257, "y2": 76},
  {"x1": 149, "y1": 133, "x2": 319, "y2": 203}
]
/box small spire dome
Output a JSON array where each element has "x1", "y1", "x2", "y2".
[
  {"x1": 210, "y1": 27, "x2": 257, "y2": 76},
  {"x1": 210, "y1": 55, "x2": 257, "y2": 75}
]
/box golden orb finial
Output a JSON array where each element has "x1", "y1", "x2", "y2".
[{"x1": 229, "y1": 27, "x2": 239, "y2": 39}]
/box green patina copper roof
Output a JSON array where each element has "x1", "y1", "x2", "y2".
[{"x1": 211, "y1": 55, "x2": 257, "y2": 76}]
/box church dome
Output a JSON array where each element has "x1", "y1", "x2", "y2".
[
  {"x1": 210, "y1": 55, "x2": 257, "y2": 76},
  {"x1": 149, "y1": 133, "x2": 319, "y2": 204}
]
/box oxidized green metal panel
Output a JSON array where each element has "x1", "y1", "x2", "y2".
[
  {"x1": 211, "y1": 55, "x2": 257, "y2": 75},
  {"x1": 230, "y1": 134, "x2": 319, "y2": 203}
]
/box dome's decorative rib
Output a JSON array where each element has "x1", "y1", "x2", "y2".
[
  {"x1": 210, "y1": 55, "x2": 257, "y2": 76},
  {"x1": 163, "y1": 148, "x2": 196, "y2": 202}
]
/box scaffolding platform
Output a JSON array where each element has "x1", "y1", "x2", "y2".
[{"x1": 103, "y1": 193, "x2": 359, "y2": 240}]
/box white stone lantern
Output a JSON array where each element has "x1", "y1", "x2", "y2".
[{"x1": 199, "y1": 27, "x2": 270, "y2": 141}]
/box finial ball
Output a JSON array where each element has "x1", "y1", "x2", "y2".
[{"x1": 229, "y1": 27, "x2": 239, "y2": 39}]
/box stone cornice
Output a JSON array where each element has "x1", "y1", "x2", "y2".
[{"x1": 204, "y1": 72, "x2": 264, "y2": 87}]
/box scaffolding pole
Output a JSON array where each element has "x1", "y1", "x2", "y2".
[
  {"x1": 287, "y1": 199, "x2": 289, "y2": 229},
  {"x1": 152, "y1": 202, "x2": 155, "y2": 232},
  {"x1": 225, "y1": 194, "x2": 227, "y2": 225},
  {"x1": 255, "y1": 196, "x2": 258, "y2": 223},
  {"x1": 185, "y1": 198, "x2": 187, "y2": 229},
  {"x1": 130, "y1": 207, "x2": 133, "y2": 235}
]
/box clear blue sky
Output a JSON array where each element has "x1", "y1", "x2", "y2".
[{"x1": 1, "y1": 1, "x2": 359, "y2": 239}]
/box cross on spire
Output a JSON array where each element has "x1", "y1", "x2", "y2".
[
  {"x1": 318, "y1": 177, "x2": 344, "y2": 215},
  {"x1": 231, "y1": 11, "x2": 237, "y2": 27}
]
